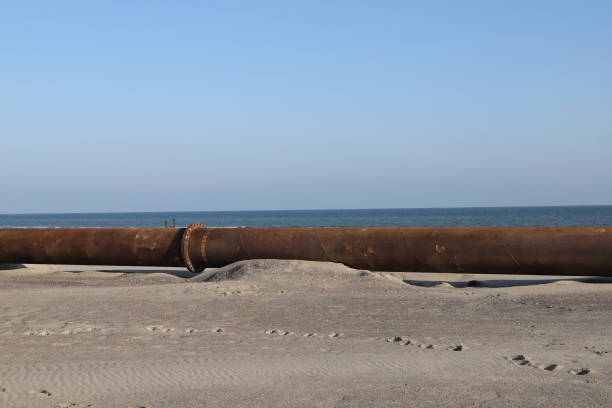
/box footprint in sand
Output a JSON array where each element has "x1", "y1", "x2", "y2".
[
  {"x1": 145, "y1": 325, "x2": 174, "y2": 333},
  {"x1": 419, "y1": 343, "x2": 436, "y2": 349},
  {"x1": 385, "y1": 336, "x2": 450, "y2": 351},
  {"x1": 537, "y1": 364, "x2": 561, "y2": 371},
  {"x1": 24, "y1": 329, "x2": 50, "y2": 336},
  {"x1": 265, "y1": 329, "x2": 290, "y2": 336},
  {"x1": 385, "y1": 337, "x2": 440, "y2": 349},
  {"x1": 570, "y1": 368, "x2": 590, "y2": 375},
  {"x1": 386, "y1": 336, "x2": 412, "y2": 345},
  {"x1": 507, "y1": 355, "x2": 563, "y2": 372},
  {"x1": 62, "y1": 327, "x2": 100, "y2": 335},
  {"x1": 508, "y1": 354, "x2": 533, "y2": 366},
  {"x1": 29, "y1": 389, "x2": 52, "y2": 397}
]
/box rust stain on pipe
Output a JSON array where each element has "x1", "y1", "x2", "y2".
[{"x1": 0, "y1": 225, "x2": 611, "y2": 276}]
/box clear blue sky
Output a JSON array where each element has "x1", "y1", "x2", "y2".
[{"x1": 1, "y1": 1, "x2": 610, "y2": 213}]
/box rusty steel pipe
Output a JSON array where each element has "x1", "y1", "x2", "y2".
[
  {"x1": 0, "y1": 225, "x2": 611, "y2": 276},
  {"x1": 0, "y1": 227, "x2": 185, "y2": 267}
]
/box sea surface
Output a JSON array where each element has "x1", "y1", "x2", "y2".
[{"x1": 1, "y1": 206, "x2": 611, "y2": 228}]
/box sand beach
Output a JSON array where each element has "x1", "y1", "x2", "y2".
[{"x1": 0, "y1": 260, "x2": 610, "y2": 407}]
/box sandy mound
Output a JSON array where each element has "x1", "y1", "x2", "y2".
[
  {"x1": 192, "y1": 259, "x2": 364, "y2": 282},
  {"x1": 190, "y1": 259, "x2": 401, "y2": 291}
]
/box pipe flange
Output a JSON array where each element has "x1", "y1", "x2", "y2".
[{"x1": 181, "y1": 222, "x2": 207, "y2": 273}]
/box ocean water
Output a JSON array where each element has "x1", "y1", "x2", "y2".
[{"x1": 0, "y1": 206, "x2": 611, "y2": 228}]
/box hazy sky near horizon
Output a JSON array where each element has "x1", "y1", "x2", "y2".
[{"x1": 1, "y1": 1, "x2": 611, "y2": 213}]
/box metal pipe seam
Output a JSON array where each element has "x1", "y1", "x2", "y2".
[{"x1": 181, "y1": 223, "x2": 208, "y2": 273}]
